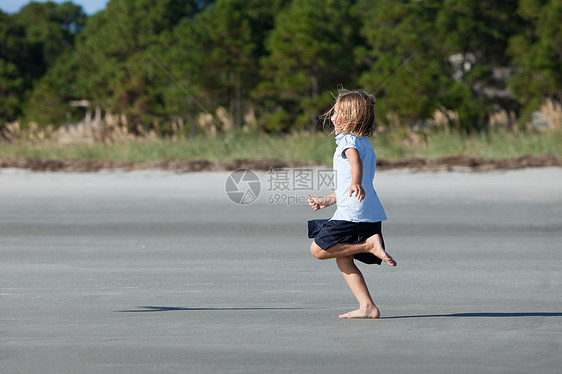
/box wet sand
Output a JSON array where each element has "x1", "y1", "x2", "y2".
[{"x1": 1, "y1": 167, "x2": 561, "y2": 373}]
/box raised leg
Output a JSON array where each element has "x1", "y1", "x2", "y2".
[{"x1": 310, "y1": 234, "x2": 397, "y2": 266}]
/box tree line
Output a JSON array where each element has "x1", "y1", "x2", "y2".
[{"x1": 1, "y1": 0, "x2": 561, "y2": 134}]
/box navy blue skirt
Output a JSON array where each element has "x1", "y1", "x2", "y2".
[{"x1": 308, "y1": 219, "x2": 385, "y2": 265}]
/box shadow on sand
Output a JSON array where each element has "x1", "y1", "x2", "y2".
[
  {"x1": 117, "y1": 307, "x2": 562, "y2": 318},
  {"x1": 381, "y1": 312, "x2": 562, "y2": 319},
  {"x1": 117, "y1": 306, "x2": 310, "y2": 313}
]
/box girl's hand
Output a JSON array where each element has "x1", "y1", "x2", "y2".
[
  {"x1": 308, "y1": 194, "x2": 332, "y2": 211},
  {"x1": 349, "y1": 184, "x2": 365, "y2": 202}
]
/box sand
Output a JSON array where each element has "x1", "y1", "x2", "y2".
[{"x1": 1, "y1": 167, "x2": 561, "y2": 373}]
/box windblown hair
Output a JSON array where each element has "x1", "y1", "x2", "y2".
[{"x1": 323, "y1": 89, "x2": 376, "y2": 137}]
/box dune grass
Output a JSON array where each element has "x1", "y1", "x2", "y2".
[
  {"x1": 371, "y1": 128, "x2": 562, "y2": 160},
  {"x1": 1, "y1": 128, "x2": 561, "y2": 164}
]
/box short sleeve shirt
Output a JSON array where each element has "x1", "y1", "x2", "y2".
[{"x1": 330, "y1": 133, "x2": 387, "y2": 222}]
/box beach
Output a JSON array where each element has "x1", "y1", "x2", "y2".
[{"x1": 1, "y1": 167, "x2": 561, "y2": 373}]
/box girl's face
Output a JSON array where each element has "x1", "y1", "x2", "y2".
[{"x1": 331, "y1": 103, "x2": 344, "y2": 135}]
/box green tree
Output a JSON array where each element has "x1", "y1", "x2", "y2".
[
  {"x1": 14, "y1": 1, "x2": 87, "y2": 71},
  {"x1": 437, "y1": 0, "x2": 520, "y2": 66},
  {"x1": 27, "y1": 0, "x2": 204, "y2": 127},
  {"x1": 508, "y1": 0, "x2": 562, "y2": 111},
  {"x1": 355, "y1": 0, "x2": 451, "y2": 128},
  {"x1": 176, "y1": 1, "x2": 255, "y2": 128},
  {"x1": 157, "y1": 0, "x2": 289, "y2": 131},
  {"x1": 24, "y1": 50, "x2": 83, "y2": 125},
  {"x1": 436, "y1": 0, "x2": 522, "y2": 130},
  {"x1": 7, "y1": 1, "x2": 88, "y2": 126},
  {"x1": 0, "y1": 11, "x2": 35, "y2": 124},
  {"x1": 0, "y1": 59, "x2": 25, "y2": 124},
  {"x1": 256, "y1": 0, "x2": 360, "y2": 131}
]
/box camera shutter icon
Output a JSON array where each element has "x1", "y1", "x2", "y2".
[{"x1": 225, "y1": 169, "x2": 261, "y2": 205}]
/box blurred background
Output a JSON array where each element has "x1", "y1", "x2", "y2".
[{"x1": 1, "y1": 0, "x2": 561, "y2": 166}]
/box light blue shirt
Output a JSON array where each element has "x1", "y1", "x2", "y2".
[{"x1": 330, "y1": 133, "x2": 387, "y2": 222}]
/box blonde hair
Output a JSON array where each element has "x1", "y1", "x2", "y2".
[{"x1": 323, "y1": 89, "x2": 376, "y2": 137}]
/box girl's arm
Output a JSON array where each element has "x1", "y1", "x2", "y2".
[
  {"x1": 344, "y1": 148, "x2": 365, "y2": 202},
  {"x1": 308, "y1": 192, "x2": 336, "y2": 211}
]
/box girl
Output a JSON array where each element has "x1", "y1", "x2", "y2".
[{"x1": 307, "y1": 89, "x2": 396, "y2": 319}]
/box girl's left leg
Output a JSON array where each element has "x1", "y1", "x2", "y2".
[
  {"x1": 310, "y1": 234, "x2": 397, "y2": 266},
  {"x1": 336, "y1": 256, "x2": 380, "y2": 319}
]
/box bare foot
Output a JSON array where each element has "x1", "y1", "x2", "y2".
[
  {"x1": 339, "y1": 305, "x2": 380, "y2": 319},
  {"x1": 366, "y1": 234, "x2": 397, "y2": 266}
]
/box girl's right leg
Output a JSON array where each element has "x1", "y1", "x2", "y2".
[{"x1": 336, "y1": 256, "x2": 380, "y2": 319}]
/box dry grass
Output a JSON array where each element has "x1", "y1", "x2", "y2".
[{"x1": 1, "y1": 101, "x2": 561, "y2": 164}]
